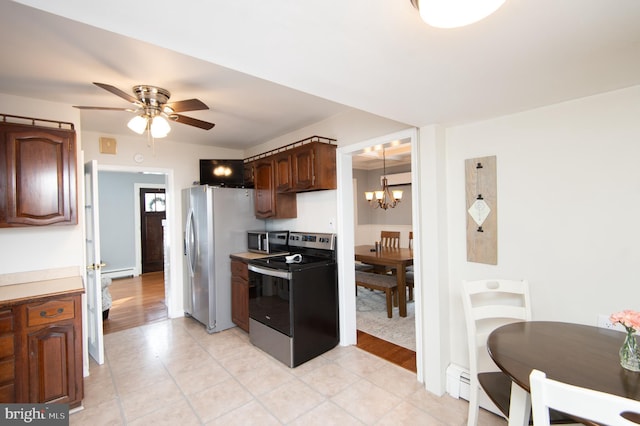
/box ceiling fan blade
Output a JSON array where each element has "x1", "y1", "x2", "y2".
[
  {"x1": 166, "y1": 98, "x2": 209, "y2": 113},
  {"x1": 171, "y1": 114, "x2": 215, "y2": 130},
  {"x1": 93, "y1": 82, "x2": 139, "y2": 105},
  {"x1": 72, "y1": 106, "x2": 138, "y2": 112}
]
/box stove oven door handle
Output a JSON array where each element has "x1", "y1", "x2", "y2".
[{"x1": 248, "y1": 264, "x2": 292, "y2": 280}]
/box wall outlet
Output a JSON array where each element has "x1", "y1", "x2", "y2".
[{"x1": 597, "y1": 314, "x2": 625, "y2": 333}]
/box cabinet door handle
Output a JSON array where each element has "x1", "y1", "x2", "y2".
[{"x1": 40, "y1": 308, "x2": 64, "y2": 318}]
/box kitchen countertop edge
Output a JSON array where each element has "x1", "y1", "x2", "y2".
[{"x1": 0, "y1": 275, "x2": 84, "y2": 306}]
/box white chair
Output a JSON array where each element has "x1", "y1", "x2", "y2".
[
  {"x1": 461, "y1": 279, "x2": 531, "y2": 426},
  {"x1": 530, "y1": 369, "x2": 640, "y2": 426}
]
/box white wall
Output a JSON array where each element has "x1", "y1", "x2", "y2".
[
  {"x1": 82, "y1": 130, "x2": 243, "y2": 316},
  {"x1": 0, "y1": 94, "x2": 84, "y2": 275},
  {"x1": 445, "y1": 85, "x2": 640, "y2": 369}
]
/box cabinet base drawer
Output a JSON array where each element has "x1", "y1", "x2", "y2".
[{"x1": 26, "y1": 299, "x2": 75, "y2": 327}]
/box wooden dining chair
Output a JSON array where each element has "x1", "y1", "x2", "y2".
[
  {"x1": 405, "y1": 231, "x2": 414, "y2": 300},
  {"x1": 530, "y1": 369, "x2": 640, "y2": 426},
  {"x1": 380, "y1": 231, "x2": 400, "y2": 248}
]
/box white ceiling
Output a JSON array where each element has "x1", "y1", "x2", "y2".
[{"x1": 1, "y1": 0, "x2": 639, "y2": 154}]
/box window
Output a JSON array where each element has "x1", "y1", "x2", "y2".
[{"x1": 145, "y1": 193, "x2": 166, "y2": 212}]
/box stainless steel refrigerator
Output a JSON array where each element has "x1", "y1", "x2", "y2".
[{"x1": 182, "y1": 185, "x2": 263, "y2": 333}]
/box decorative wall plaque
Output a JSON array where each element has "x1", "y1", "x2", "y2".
[{"x1": 465, "y1": 155, "x2": 497, "y2": 265}]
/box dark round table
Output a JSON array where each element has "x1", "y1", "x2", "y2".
[{"x1": 487, "y1": 321, "x2": 640, "y2": 425}]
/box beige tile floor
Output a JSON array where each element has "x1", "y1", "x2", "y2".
[{"x1": 71, "y1": 317, "x2": 507, "y2": 425}]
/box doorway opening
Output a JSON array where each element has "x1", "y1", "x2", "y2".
[
  {"x1": 336, "y1": 127, "x2": 423, "y2": 380},
  {"x1": 140, "y1": 187, "x2": 166, "y2": 274},
  {"x1": 97, "y1": 170, "x2": 171, "y2": 336},
  {"x1": 351, "y1": 139, "x2": 416, "y2": 370}
]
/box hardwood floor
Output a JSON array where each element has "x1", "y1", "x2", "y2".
[
  {"x1": 357, "y1": 329, "x2": 417, "y2": 373},
  {"x1": 103, "y1": 271, "x2": 168, "y2": 335}
]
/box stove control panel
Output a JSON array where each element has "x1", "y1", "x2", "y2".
[{"x1": 289, "y1": 232, "x2": 336, "y2": 251}]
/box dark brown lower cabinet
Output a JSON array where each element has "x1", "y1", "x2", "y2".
[
  {"x1": 0, "y1": 309, "x2": 15, "y2": 401},
  {"x1": 27, "y1": 323, "x2": 77, "y2": 404},
  {"x1": 1, "y1": 291, "x2": 83, "y2": 408},
  {"x1": 230, "y1": 259, "x2": 250, "y2": 333}
]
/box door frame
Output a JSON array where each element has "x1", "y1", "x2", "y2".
[
  {"x1": 95, "y1": 164, "x2": 178, "y2": 319},
  {"x1": 134, "y1": 183, "x2": 167, "y2": 276},
  {"x1": 336, "y1": 128, "x2": 424, "y2": 380},
  {"x1": 338, "y1": 126, "x2": 450, "y2": 395}
]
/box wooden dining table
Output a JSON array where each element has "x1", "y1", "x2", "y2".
[
  {"x1": 487, "y1": 321, "x2": 640, "y2": 426},
  {"x1": 354, "y1": 245, "x2": 413, "y2": 317}
]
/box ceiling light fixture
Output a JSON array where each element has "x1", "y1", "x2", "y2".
[
  {"x1": 364, "y1": 147, "x2": 403, "y2": 210},
  {"x1": 126, "y1": 87, "x2": 173, "y2": 139},
  {"x1": 410, "y1": 0, "x2": 506, "y2": 28},
  {"x1": 127, "y1": 112, "x2": 171, "y2": 139}
]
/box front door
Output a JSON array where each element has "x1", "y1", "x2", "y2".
[{"x1": 140, "y1": 188, "x2": 166, "y2": 273}]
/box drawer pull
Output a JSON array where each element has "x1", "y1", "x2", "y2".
[{"x1": 40, "y1": 308, "x2": 64, "y2": 318}]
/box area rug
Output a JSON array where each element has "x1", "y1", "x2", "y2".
[{"x1": 356, "y1": 288, "x2": 416, "y2": 351}]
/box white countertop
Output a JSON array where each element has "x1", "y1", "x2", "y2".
[{"x1": 0, "y1": 276, "x2": 83, "y2": 303}]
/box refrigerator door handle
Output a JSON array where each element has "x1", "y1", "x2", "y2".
[{"x1": 185, "y1": 208, "x2": 196, "y2": 277}]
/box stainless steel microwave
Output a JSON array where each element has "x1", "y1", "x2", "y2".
[{"x1": 247, "y1": 230, "x2": 289, "y2": 254}]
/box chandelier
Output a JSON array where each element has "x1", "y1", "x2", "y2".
[
  {"x1": 364, "y1": 147, "x2": 403, "y2": 210},
  {"x1": 410, "y1": 0, "x2": 506, "y2": 28}
]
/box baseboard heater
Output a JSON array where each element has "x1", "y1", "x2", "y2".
[
  {"x1": 101, "y1": 268, "x2": 136, "y2": 279},
  {"x1": 446, "y1": 364, "x2": 505, "y2": 418}
]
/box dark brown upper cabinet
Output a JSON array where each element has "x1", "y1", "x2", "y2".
[{"x1": 0, "y1": 118, "x2": 77, "y2": 227}]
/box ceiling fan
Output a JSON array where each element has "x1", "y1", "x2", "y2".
[{"x1": 73, "y1": 82, "x2": 215, "y2": 138}]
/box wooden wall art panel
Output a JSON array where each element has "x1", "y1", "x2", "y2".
[{"x1": 465, "y1": 155, "x2": 497, "y2": 265}]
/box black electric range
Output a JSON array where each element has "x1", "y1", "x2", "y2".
[
  {"x1": 247, "y1": 231, "x2": 338, "y2": 367},
  {"x1": 249, "y1": 231, "x2": 336, "y2": 272}
]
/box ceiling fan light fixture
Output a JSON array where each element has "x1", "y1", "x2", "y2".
[
  {"x1": 75, "y1": 82, "x2": 215, "y2": 142},
  {"x1": 127, "y1": 115, "x2": 147, "y2": 134},
  {"x1": 410, "y1": 0, "x2": 506, "y2": 28},
  {"x1": 150, "y1": 115, "x2": 171, "y2": 138}
]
